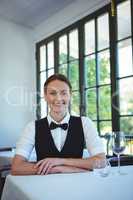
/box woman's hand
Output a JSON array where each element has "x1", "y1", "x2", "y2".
[
  {"x1": 49, "y1": 166, "x2": 88, "y2": 174},
  {"x1": 35, "y1": 158, "x2": 65, "y2": 175}
]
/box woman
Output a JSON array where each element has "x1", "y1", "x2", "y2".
[{"x1": 12, "y1": 74, "x2": 105, "y2": 175}]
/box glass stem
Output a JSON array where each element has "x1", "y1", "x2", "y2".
[{"x1": 118, "y1": 154, "x2": 120, "y2": 173}]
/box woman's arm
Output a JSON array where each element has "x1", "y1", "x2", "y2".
[
  {"x1": 63, "y1": 153, "x2": 106, "y2": 169},
  {"x1": 12, "y1": 153, "x2": 105, "y2": 175},
  {"x1": 11, "y1": 155, "x2": 38, "y2": 175},
  {"x1": 35, "y1": 153, "x2": 106, "y2": 175},
  {"x1": 11, "y1": 121, "x2": 37, "y2": 175}
]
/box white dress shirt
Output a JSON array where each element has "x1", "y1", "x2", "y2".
[{"x1": 15, "y1": 113, "x2": 105, "y2": 160}]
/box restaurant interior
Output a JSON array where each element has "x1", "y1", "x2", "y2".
[{"x1": 0, "y1": 0, "x2": 133, "y2": 199}]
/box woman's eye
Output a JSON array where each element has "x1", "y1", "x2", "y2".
[
  {"x1": 62, "y1": 92, "x2": 67, "y2": 95},
  {"x1": 50, "y1": 92, "x2": 56, "y2": 95}
]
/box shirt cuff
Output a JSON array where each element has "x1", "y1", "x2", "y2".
[{"x1": 15, "y1": 150, "x2": 30, "y2": 160}]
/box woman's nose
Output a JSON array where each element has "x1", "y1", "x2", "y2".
[{"x1": 56, "y1": 93, "x2": 62, "y2": 100}]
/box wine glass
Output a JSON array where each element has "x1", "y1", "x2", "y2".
[{"x1": 112, "y1": 131, "x2": 126, "y2": 174}]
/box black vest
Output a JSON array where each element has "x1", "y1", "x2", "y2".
[{"x1": 35, "y1": 116, "x2": 84, "y2": 161}]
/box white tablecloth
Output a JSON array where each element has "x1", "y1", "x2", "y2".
[{"x1": 2, "y1": 166, "x2": 133, "y2": 200}]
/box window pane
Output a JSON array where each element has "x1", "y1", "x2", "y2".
[
  {"x1": 59, "y1": 64, "x2": 67, "y2": 76},
  {"x1": 118, "y1": 39, "x2": 133, "y2": 77},
  {"x1": 69, "y1": 60, "x2": 79, "y2": 90},
  {"x1": 71, "y1": 91, "x2": 80, "y2": 115},
  {"x1": 98, "y1": 13, "x2": 109, "y2": 50},
  {"x1": 125, "y1": 139, "x2": 133, "y2": 155},
  {"x1": 86, "y1": 88, "x2": 97, "y2": 120},
  {"x1": 85, "y1": 20, "x2": 95, "y2": 55},
  {"x1": 100, "y1": 121, "x2": 112, "y2": 135},
  {"x1": 119, "y1": 77, "x2": 133, "y2": 115},
  {"x1": 120, "y1": 117, "x2": 133, "y2": 135},
  {"x1": 47, "y1": 68, "x2": 54, "y2": 78},
  {"x1": 40, "y1": 72, "x2": 46, "y2": 97},
  {"x1": 41, "y1": 98, "x2": 47, "y2": 118},
  {"x1": 85, "y1": 55, "x2": 96, "y2": 87},
  {"x1": 99, "y1": 86, "x2": 111, "y2": 119},
  {"x1": 98, "y1": 50, "x2": 110, "y2": 85},
  {"x1": 69, "y1": 29, "x2": 78, "y2": 60},
  {"x1": 59, "y1": 35, "x2": 67, "y2": 64},
  {"x1": 40, "y1": 45, "x2": 46, "y2": 71},
  {"x1": 47, "y1": 41, "x2": 54, "y2": 68},
  {"x1": 117, "y1": 1, "x2": 131, "y2": 40}
]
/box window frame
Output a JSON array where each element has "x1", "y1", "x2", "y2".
[{"x1": 36, "y1": 0, "x2": 133, "y2": 136}]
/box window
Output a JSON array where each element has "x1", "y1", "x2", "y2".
[
  {"x1": 36, "y1": 0, "x2": 133, "y2": 154},
  {"x1": 58, "y1": 30, "x2": 80, "y2": 115},
  {"x1": 37, "y1": 41, "x2": 54, "y2": 118},
  {"x1": 116, "y1": 1, "x2": 133, "y2": 134},
  {"x1": 84, "y1": 13, "x2": 112, "y2": 135}
]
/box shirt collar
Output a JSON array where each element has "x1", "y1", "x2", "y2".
[{"x1": 47, "y1": 112, "x2": 70, "y2": 125}]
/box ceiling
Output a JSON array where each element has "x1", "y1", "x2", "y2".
[{"x1": 0, "y1": 0, "x2": 78, "y2": 28}]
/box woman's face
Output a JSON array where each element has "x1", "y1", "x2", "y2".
[{"x1": 44, "y1": 80, "x2": 71, "y2": 116}]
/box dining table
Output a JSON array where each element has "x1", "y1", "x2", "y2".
[{"x1": 1, "y1": 165, "x2": 133, "y2": 200}]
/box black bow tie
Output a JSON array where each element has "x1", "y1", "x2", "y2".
[{"x1": 50, "y1": 122, "x2": 68, "y2": 130}]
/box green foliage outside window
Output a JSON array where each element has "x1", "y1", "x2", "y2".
[
  {"x1": 85, "y1": 55, "x2": 111, "y2": 134},
  {"x1": 120, "y1": 116, "x2": 133, "y2": 135},
  {"x1": 59, "y1": 52, "x2": 132, "y2": 135}
]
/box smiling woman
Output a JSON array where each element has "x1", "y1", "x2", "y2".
[{"x1": 11, "y1": 74, "x2": 105, "y2": 175}]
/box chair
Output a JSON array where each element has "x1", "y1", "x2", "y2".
[
  {"x1": 107, "y1": 155, "x2": 133, "y2": 166},
  {"x1": 0, "y1": 147, "x2": 14, "y2": 197}
]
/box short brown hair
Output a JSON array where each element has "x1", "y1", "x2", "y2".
[{"x1": 44, "y1": 74, "x2": 72, "y2": 93}]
